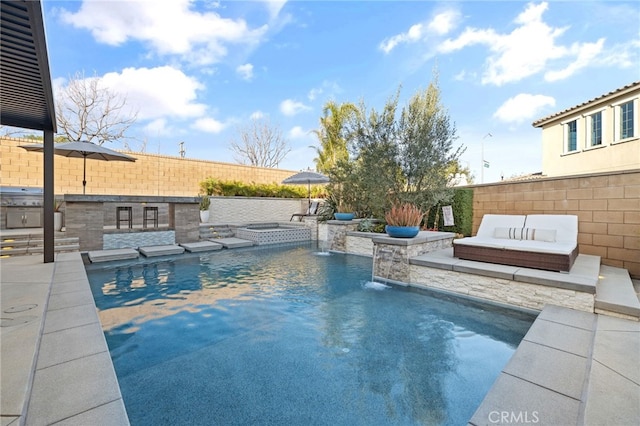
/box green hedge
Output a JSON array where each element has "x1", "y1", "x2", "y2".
[
  {"x1": 425, "y1": 188, "x2": 473, "y2": 236},
  {"x1": 199, "y1": 178, "x2": 328, "y2": 199}
]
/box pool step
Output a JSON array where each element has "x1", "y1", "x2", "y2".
[
  {"x1": 0, "y1": 232, "x2": 79, "y2": 257},
  {"x1": 199, "y1": 224, "x2": 235, "y2": 240},
  {"x1": 595, "y1": 265, "x2": 640, "y2": 320}
]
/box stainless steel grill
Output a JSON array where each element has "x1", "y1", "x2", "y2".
[{"x1": 0, "y1": 186, "x2": 44, "y2": 207}]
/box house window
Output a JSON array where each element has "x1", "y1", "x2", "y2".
[
  {"x1": 565, "y1": 120, "x2": 577, "y2": 152},
  {"x1": 589, "y1": 111, "x2": 602, "y2": 146},
  {"x1": 620, "y1": 101, "x2": 634, "y2": 139}
]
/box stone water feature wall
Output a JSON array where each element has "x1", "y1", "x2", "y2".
[
  {"x1": 371, "y1": 232, "x2": 456, "y2": 283},
  {"x1": 408, "y1": 266, "x2": 595, "y2": 313}
]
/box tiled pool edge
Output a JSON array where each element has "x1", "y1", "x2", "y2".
[{"x1": 24, "y1": 252, "x2": 130, "y2": 425}]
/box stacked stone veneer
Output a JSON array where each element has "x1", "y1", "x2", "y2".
[
  {"x1": 318, "y1": 222, "x2": 594, "y2": 313},
  {"x1": 372, "y1": 233, "x2": 455, "y2": 283},
  {"x1": 1, "y1": 136, "x2": 297, "y2": 196},
  {"x1": 408, "y1": 266, "x2": 594, "y2": 313},
  {"x1": 322, "y1": 220, "x2": 360, "y2": 253}
]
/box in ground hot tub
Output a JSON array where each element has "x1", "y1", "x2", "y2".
[{"x1": 235, "y1": 223, "x2": 311, "y2": 245}]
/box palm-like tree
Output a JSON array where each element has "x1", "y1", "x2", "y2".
[{"x1": 311, "y1": 101, "x2": 359, "y2": 173}]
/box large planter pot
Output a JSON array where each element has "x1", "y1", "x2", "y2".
[
  {"x1": 385, "y1": 225, "x2": 419, "y2": 238},
  {"x1": 334, "y1": 212, "x2": 355, "y2": 221},
  {"x1": 54, "y1": 212, "x2": 63, "y2": 231},
  {"x1": 200, "y1": 210, "x2": 210, "y2": 223}
]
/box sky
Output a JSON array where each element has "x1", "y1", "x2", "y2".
[{"x1": 37, "y1": 0, "x2": 640, "y2": 183}]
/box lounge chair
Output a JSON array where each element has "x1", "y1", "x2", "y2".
[
  {"x1": 453, "y1": 214, "x2": 579, "y2": 272},
  {"x1": 290, "y1": 201, "x2": 319, "y2": 221}
]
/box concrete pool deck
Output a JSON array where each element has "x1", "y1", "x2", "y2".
[{"x1": 1, "y1": 252, "x2": 638, "y2": 425}]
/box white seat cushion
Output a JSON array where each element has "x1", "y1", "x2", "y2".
[
  {"x1": 476, "y1": 214, "x2": 526, "y2": 238},
  {"x1": 524, "y1": 214, "x2": 577, "y2": 244}
]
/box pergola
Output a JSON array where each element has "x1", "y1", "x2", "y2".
[{"x1": 1, "y1": 0, "x2": 57, "y2": 262}]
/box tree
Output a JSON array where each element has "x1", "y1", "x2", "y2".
[
  {"x1": 311, "y1": 100, "x2": 359, "y2": 174},
  {"x1": 329, "y1": 77, "x2": 465, "y2": 219},
  {"x1": 230, "y1": 117, "x2": 290, "y2": 168},
  {"x1": 395, "y1": 78, "x2": 464, "y2": 209},
  {"x1": 55, "y1": 71, "x2": 138, "y2": 147}
]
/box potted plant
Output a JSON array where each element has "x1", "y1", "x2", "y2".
[
  {"x1": 199, "y1": 196, "x2": 211, "y2": 223},
  {"x1": 334, "y1": 199, "x2": 355, "y2": 220},
  {"x1": 54, "y1": 198, "x2": 64, "y2": 231},
  {"x1": 384, "y1": 203, "x2": 423, "y2": 238}
]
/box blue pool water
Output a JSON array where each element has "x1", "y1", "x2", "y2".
[{"x1": 86, "y1": 243, "x2": 535, "y2": 425}]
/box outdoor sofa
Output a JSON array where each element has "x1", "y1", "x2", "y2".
[{"x1": 453, "y1": 214, "x2": 579, "y2": 272}]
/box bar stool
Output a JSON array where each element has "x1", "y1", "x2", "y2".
[
  {"x1": 116, "y1": 206, "x2": 133, "y2": 229},
  {"x1": 143, "y1": 206, "x2": 159, "y2": 228}
]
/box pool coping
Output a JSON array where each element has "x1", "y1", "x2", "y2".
[
  {"x1": 1, "y1": 252, "x2": 129, "y2": 425},
  {"x1": 1, "y1": 250, "x2": 638, "y2": 425}
]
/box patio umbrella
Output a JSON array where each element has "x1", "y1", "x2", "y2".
[
  {"x1": 20, "y1": 141, "x2": 136, "y2": 194},
  {"x1": 282, "y1": 170, "x2": 330, "y2": 208}
]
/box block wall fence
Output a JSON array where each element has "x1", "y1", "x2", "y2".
[
  {"x1": 469, "y1": 169, "x2": 640, "y2": 278},
  {"x1": 0, "y1": 137, "x2": 297, "y2": 196}
]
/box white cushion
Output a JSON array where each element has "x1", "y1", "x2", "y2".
[
  {"x1": 502, "y1": 239, "x2": 576, "y2": 255},
  {"x1": 453, "y1": 237, "x2": 508, "y2": 249},
  {"x1": 524, "y1": 215, "x2": 577, "y2": 244},
  {"x1": 476, "y1": 215, "x2": 526, "y2": 238}
]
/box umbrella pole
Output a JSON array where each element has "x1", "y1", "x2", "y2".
[
  {"x1": 83, "y1": 156, "x2": 87, "y2": 194},
  {"x1": 308, "y1": 182, "x2": 311, "y2": 210}
]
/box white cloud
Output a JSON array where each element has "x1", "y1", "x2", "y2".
[
  {"x1": 59, "y1": 0, "x2": 269, "y2": 66},
  {"x1": 438, "y1": 1, "x2": 608, "y2": 86},
  {"x1": 288, "y1": 126, "x2": 308, "y2": 139},
  {"x1": 193, "y1": 117, "x2": 225, "y2": 133},
  {"x1": 379, "y1": 9, "x2": 460, "y2": 54},
  {"x1": 545, "y1": 39, "x2": 605, "y2": 81},
  {"x1": 493, "y1": 93, "x2": 556, "y2": 124},
  {"x1": 307, "y1": 80, "x2": 342, "y2": 101},
  {"x1": 250, "y1": 110, "x2": 266, "y2": 120},
  {"x1": 100, "y1": 66, "x2": 207, "y2": 120},
  {"x1": 143, "y1": 118, "x2": 171, "y2": 137},
  {"x1": 236, "y1": 63, "x2": 254, "y2": 81},
  {"x1": 260, "y1": 0, "x2": 288, "y2": 19},
  {"x1": 280, "y1": 99, "x2": 311, "y2": 116},
  {"x1": 427, "y1": 10, "x2": 459, "y2": 35}
]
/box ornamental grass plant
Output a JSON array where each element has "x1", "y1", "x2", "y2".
[{"x1": 384, "y1": 203, "x2": 424, "y2": 227}]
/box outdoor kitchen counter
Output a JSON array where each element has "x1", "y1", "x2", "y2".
[{"x1": 63, "y1": 195, "x2": 200, "y2": 251}]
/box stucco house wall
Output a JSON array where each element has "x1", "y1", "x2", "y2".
[{"x1": 534, "y1": 82, "x2": 639, "y2": 177}]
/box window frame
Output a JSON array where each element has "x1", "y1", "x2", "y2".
[
  {"x1": 585, "y1": 109, "x2": 605, "y2": 148},
  {"x1": 562, "y1": 118, "x2": 579, "y2": 154},
  {"x1": 612, "y1": 96, "x2": 638, "y2": 143}
]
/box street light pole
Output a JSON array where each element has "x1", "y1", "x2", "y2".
[{"x1": 481, "y1": 132, "x2": 492, "y2": 183}]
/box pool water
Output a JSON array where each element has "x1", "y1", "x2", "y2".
[{"x1": 86, "y1": 243, "x2": 535, "y2": 425}]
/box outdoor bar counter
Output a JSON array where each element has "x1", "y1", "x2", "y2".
[{"x1": 63, "y1": 194, "x2": 200, "y2": 251}]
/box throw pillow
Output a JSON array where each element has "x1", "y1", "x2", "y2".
[
  {"x1": 494, "y1": 227, "x2": 522, "y2": 240},
  {"x1": 522, "y1": 228, "x2": 557, "y2": 242}
]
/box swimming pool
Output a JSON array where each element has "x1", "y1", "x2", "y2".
[{"x1": 86, "y1": 242, "x2": 535, "y2": 425}]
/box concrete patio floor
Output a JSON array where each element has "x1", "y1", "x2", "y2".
[{"x1": 1, "y1": 252, "x2": 638, "y2": 425}]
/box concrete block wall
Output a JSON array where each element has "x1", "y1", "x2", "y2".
[
  {"x1": 471, "y1": 169, "x2": 640, "y2": 278},
  {"x1": 1, "y1": 137, "x2": 297, "y2": 195}
]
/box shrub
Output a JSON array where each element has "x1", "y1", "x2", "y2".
[
  {"x1": 199, "y1": 196, "x2": 211, "y2": 211},
  {"x1": 384, "y1": 203, "x2": 424, "y2": 227}
]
